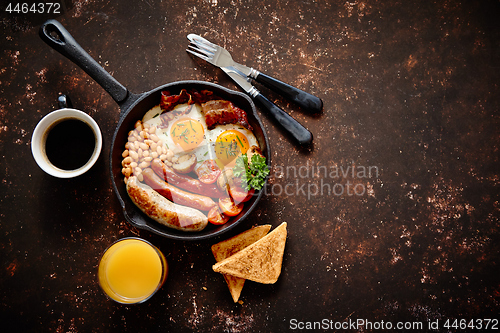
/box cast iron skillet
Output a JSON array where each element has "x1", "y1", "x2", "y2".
[{"x1": 39, "y1": 19, "x2": 270, "y2": 241}]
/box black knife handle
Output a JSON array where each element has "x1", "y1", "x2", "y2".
[
  {"x1": 254, "y1": 93, "x2": 313, "y2": 145},
  {"x1": 254, "y1": 72, "x2": 323, "y2": 113}
]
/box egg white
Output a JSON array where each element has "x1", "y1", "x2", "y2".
[
  {"x1": 143, "y1": 103, "x2": 208, "y2": 155},
  {"x1": 141, "y1": 102, "x2": 260, "y2": 171}
]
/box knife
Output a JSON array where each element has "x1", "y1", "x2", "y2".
[
  {"x1": 186, "y1": 34, "x2": 313, "y2": 145},
  {"x1": 186, "y1": 34, "x2": 322, "y2": 114},
  {"x1": 222, "y1": 66, "x2": 313, "y2": 145}
]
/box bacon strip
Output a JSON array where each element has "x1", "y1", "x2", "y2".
[
  {"x1": 158, "y1": 89, "x2": 252, "y2": 130},
  {"x1": 201, "y1": 100, "x2": 252, "y2": 130},
  {"x1": 160, "y1": 89, "x2": 193, "y2": 112}
]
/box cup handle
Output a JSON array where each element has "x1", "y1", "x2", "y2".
[{"x1": 57, "y1": 94, "x2": 73, "y2": 109}]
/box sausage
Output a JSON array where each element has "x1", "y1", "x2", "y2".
[
  {"x1": 142, "y1": 168, "x2": 217, "y2": 211},
  {"x1": 126, "y1": 176, "x2": 208, "y2": 232},
  {"x1": 151, "y1": 159, "x2": 223, "y2": 198}
]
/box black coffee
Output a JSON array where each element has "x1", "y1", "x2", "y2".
[{"x1": 45, "y1": 118, "x2": 96, "y2": 170}]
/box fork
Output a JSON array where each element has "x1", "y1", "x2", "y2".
[
  {"x1": 187, "y1": 34, "x2": 315, "y2": 145},
  {"x1": 186, "y1": 34, "x2": 323, "y2": 113}
]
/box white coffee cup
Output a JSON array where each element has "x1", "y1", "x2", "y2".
[{"x1": 31, "y1": 108, "x2": 102, "y2": 178}]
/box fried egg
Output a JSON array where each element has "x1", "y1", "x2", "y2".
[
  {"x1": 142, "y1": 102, "x2": 259, "y2": 170},
  {"x1": 205, "y1": 124, "x2": 258, "y2": 167},
  {"x1": 143, "y1": 103, "x2": 208, "y2": 155}
]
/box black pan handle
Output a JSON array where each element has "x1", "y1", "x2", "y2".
[
  {"x1": 39, "y1": 19, "x2": 129, "y2": 104},
  {"x1": 254, "y1": 72, "x2": 323, "y2": 113}
]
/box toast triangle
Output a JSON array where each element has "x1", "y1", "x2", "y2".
[
  {"x1": 212, "y1": 222, "x2": 287, "y2": 284},
  {"x1": 211, "y1": 225, "x2": 272, "y2": 302}
]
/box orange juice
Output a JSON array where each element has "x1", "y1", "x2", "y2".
[{"x1": 98, "y1": 238, "x2": 167, "y2": 304}]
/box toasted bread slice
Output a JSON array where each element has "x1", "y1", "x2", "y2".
[
  {"x1": 213, "y1": 222, "x2": 287, "y2": 284},
  {"x1": 211, "y1": 225, "x2": 271, "y2": 302}
]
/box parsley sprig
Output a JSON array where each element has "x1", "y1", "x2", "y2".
[{"x1": 233, "y1": 153, "x2": 270, "y2": 191}]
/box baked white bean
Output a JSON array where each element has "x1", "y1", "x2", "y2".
[
  {"x1": 129, "y1": 150, "x2": 139, "y2": 161},
  {"x1": 121, "y1": 119, "x2": 175, "y2": 180}
]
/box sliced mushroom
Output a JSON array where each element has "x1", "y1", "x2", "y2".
[
  {"x1": 172, "y1": 153, "x2": 197, "y2": 174},
  {"x1": 217, "y1": 168, "x2": 234, "y2": 193},
  {"x1": 246, "y1": 145, "x2": 264, "y2": 161}
]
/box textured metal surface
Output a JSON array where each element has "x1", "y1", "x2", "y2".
[{"x1": 1, "y1": 0, "x2": 499, "y2": 332}]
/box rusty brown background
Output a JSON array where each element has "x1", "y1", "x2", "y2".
[{"x1": 1, "y1": 0, "x2": 499, "y2": 332}]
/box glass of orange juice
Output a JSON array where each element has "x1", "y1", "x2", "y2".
[{"x1": 98, "y1": 238, "x2": 168, "y2": 304}]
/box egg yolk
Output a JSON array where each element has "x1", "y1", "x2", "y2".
[
  {"x1": 214, "y1": 129, "x2": 250, "y2": 165},
  {"x1": 170, "y1": 118, "x2": 205, "y2": 151}
]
